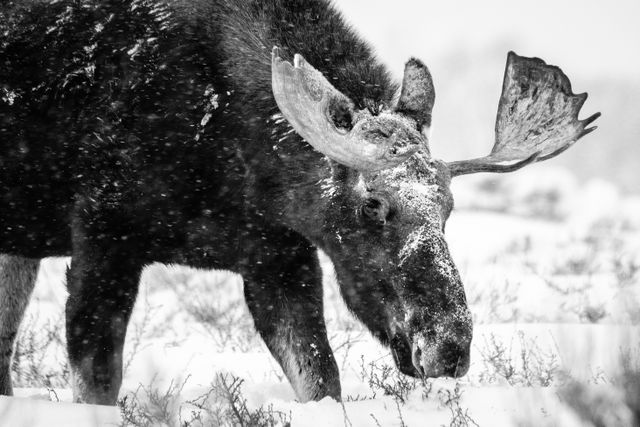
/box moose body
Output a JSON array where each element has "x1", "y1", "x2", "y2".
[{"x1": 0, "y1": 0, "x2": 598, "y2": 405}]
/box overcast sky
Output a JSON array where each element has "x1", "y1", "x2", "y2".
[{"x1": 337, "y1": 0, "x2": 640, "y2": 82}]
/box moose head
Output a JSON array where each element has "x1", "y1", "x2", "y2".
[{"x1": 272, "y1": 47, "x2": 599, "y2": 379}]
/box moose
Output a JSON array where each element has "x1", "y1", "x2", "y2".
[{"x1": 0, "y1": 0, "x2": 599, "y2": 405}]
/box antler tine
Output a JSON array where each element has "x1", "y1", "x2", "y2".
[
  {"x1": 447, "y1": 52, "x2": 600, "y2": 177},
  {"x1": 579, "y1": 112, "x2": 601, "y2": 134}
]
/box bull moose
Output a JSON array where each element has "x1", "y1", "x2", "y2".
[{"x1": 0, "y1": 0, "x2": 599, "y2": 405}]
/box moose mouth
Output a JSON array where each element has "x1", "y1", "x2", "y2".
[
  {"x1": 390, "y1": 331, "x2": 470, "y2": 379},
  {"x1": 411, "y1": 336, "x2": 470, "y2": 378}
]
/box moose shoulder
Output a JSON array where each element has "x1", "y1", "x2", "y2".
[{"x1": 0, "y1": 1, "x2": 599, "y2": 405}]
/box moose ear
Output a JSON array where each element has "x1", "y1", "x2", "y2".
[{"x1": 395, "y1": 58, "x2": 435, "y2": 133}]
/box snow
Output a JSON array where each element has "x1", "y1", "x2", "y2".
[
  {"x1": 4, "y1": 168, "x2": 639, "y2": 426},
  {"x1": 0, "y1": 396, "x2": 119, "y2": 427}
]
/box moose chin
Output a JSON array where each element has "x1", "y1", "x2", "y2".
[{"x1": 0, "y1": 0, "x2": 599, "y2": 405}]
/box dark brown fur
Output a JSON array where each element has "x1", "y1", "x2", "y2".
[{"x1": 0, "y1": 0, "x2": 471, "y2": 404}]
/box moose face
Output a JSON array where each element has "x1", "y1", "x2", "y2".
[
  {"x1": 322, "y1": 155, "x2": 472, "y2": 378},
  {"x1": 272, "y1": 48, "x2": 599, "y2": 379},
  {"x1": 273, "y1": 47, "x2": 472, "y2": 378}
]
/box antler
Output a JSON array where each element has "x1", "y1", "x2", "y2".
[
  {"x1": 271, "y1": 47, "x2": 427, "y2": 171},
  {"x1": 448, "y1": 52, "x2": 600, "y2": 177}
]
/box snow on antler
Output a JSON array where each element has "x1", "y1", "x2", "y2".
[{"x1": 448, "y1": 52, "x2": 600, "y2": 176}]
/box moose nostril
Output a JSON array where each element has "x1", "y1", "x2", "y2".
[
  {"x1": 454, "y1": 356, "x2": 470, "y2": 377},
  {"x1": 441, "y1": 342, "x2": 470, "y2": 378},
  {"x1": 411, "y1": 336, "x2": 471, "y2": 378},
  {"x1": 450, "y1": 354, "x2": 470, "y2": 378}
]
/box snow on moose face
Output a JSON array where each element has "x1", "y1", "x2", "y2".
[{"x1": 323, "y1": 153, "x2": 472, "y2": 379}]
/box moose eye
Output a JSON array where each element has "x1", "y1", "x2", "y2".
[
  {"x1": 328, "y1": 97, "x2": 354, "y2": 131},
  {"x1": 369, "y1": 128, "x2": 392, "y2": 139},
  {"x1": 360, "y1": 197, "x2": 393, "y2": 224}
]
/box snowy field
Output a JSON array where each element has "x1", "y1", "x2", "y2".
[{"x1": 2, "y1": 168, "x2": 639, "y2": 426}]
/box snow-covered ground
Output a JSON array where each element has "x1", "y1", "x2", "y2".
[{"x1": 3, "y1": 168, "x2": 639, "y2": 426}]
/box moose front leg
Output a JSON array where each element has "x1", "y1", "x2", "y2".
[
  {"x1": 65, "y1": 220, "x2": 143, "y2": 405},
  {"x1": 242, "y1": 229, "x2": 340, "y2": 402},
  {"x1": 66, "y1": 255, "x2": 141, "y2": 405}
]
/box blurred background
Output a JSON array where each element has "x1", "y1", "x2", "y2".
[{"x1": 337, "y1": 0, "x2": 640, "y2": 194}]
